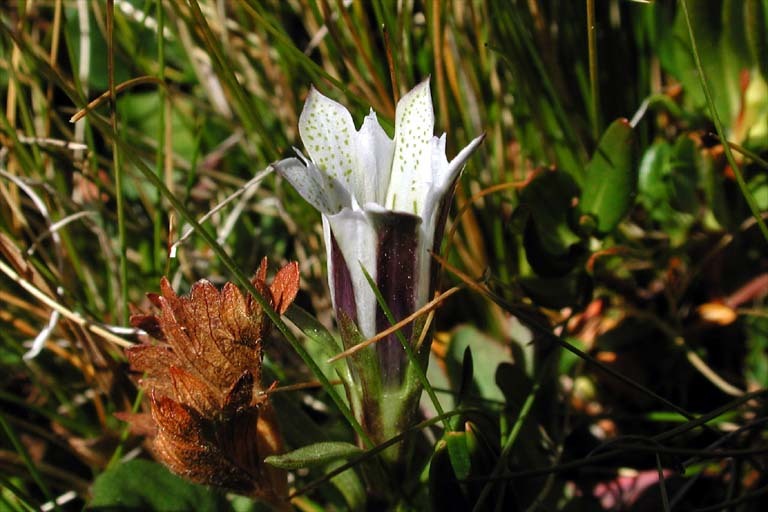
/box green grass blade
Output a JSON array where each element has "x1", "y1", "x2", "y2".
[
  {"x1": 0, "y1": 412, "x2": 59, "y2": 511},
  {"x1": 680, "y1": 0, "x2": 768, "y2": 244}
]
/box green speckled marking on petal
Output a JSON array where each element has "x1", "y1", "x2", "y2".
[
  {"x1": 386, "y1": 80, "x2": 435, "y2": 213},
  {"x1": 299, "y1": 88, "x2": 357, "y2": 194}
]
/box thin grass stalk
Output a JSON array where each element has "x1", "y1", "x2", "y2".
[
  {"x1": 184, "y1": 0, "x2": 267, "y2": 143},
  {"x1": 332, "y1": 0, "x2": 394, "y2": 114},
  {"x1": 153, "y1": 0, "x2": 166, "y2": 274},
  {"x1": 586, "y1": 0, "x2": 600, "y2": 139},
  {"x1": 242, "y1": 0, "x2": 368, "y2": 110},
  {"x1": 0, "y1": 478, "x2": 37, "y2": 512},
  {"x1": 106, "y1": 0, "x2": 128, "y2": 324},
  {"x1": 680, "y1": 0, "x2": 768, "y2": 244},
  {"x1": 0, "y1": 412, "x2": 59, "y2": 511},
  {"x1": 655, "y1": 453, "x2": 672, "y2": 512},
  {"x1": 43, "y1": 0, "x2": 63, "y2": 139}
]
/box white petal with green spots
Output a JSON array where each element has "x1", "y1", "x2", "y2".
[{"x1": 385, "y1": 79, "x2": 435, "y2": 215}]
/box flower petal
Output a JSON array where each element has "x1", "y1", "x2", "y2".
[
  {"x1": 299, "y1": 87, "x2": 357, "y2": 197},
  {"x1": 275, "y1": 156, "x2": 349, "y2": 214},
  {"x1": 367, "y1": 209, "x2": 422, "y2": 385},
  {"x1": 386, "y1": 78, "x2": 434, "y2": 215},
  {"x1": 444, "y1": 133, "x2": 486, "y2": 189},
  {"x1": 355, "y1": 110, "x2": 394, "y2": 205},
  {"x1": 325, "y1": 208, "x2": 379, "y2": 339},
  {"x1": 416, "y1": 133, "x2": 484, "y2": 305}
]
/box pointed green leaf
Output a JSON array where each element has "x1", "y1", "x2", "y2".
[
  {"x1": 429, "y1": 440, "x2": 471, "y2": 511},
  {"x1": 447, "y1": 326, "x2": 513, "y2": 403},
  {"x1": 285, "y1": 304, "x2": 342, "y2": 357},
  {"x1": 456, "y1": 347, "x2": 474, "y2": 409},
  {"x1": 579, "y1": 118, "x2": 636, "y2": 236},
  {"x1": 445, "y1": 432, "x2": 471, "y2": 480},
  {"x1": 264, "y1": 442, "x2": 363, "y2": 470}
]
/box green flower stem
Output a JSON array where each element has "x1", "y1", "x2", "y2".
[
  {"x1": 106, "y1": 0, "x2": 128, "y2": 325},
  {"x1": 360, "y1": 265, "x2": 448, "y2": 432}
]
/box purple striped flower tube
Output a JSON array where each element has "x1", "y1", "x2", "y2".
[{"x1": 276, "y1": 79, "x2": 483, "y2": 450}]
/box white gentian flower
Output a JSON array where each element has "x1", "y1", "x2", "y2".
[{"x1": 277, "y1": 79, "x2": 483, "y2": 385}]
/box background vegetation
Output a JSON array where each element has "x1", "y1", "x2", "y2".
[{"x1": 1, "y1": 0, "x2": 768, "y2": 510}]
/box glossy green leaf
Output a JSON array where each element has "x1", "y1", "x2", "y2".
[
  {"x1": 579, "y1": 118, "x2": 636, "y2": 235},
  {"x1": 519, "y1": 170, "x2": 585, "y2": 276},
  {"x1": 88, "y1": 459, "x2": 229, "y2": 511},
  {"x1": 667, "y1": 135, "x2": 699, "y2": 213},
  {"x1": 637, "y1": 139, "x2": 696, "y2": 245},
  {"x1": 264, "y1": 442, "x2": 363, "y2": 470}
]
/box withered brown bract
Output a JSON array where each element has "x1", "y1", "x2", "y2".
[{"x1": 123, "y1": 257, "x2": 299, "y2": 507}]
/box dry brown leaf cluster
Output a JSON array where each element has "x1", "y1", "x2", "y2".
[{"x1": 123, "y1": 258, "x2": 299, "y2": 505}]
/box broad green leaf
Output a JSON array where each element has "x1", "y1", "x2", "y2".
[
  {"x1": 667, "y1": 135, "x2": 699, "y2": 213},
  {"x1": 447, "y1": 326, "x2": 513, "y2": 403},
  {"x1": 264, "y1": 442, "x2": 363, "y2": 470},
  {"x1": 637, "y1": 140, "x2": 695, "y2": 245},
  {"x1": 579, "y1": 119, "x2": 636, "y2": 235},
  {"x1": 519, "y1": 170, "x2": 585, "y2": 276},
  {"x1": 118, "y1": 92, "x2": 197, "y2": 164},
  {"x1": 88, "y1": 459, "x2": 229, "y2": 511},
  {"x1": 422, "y1": 351, "x2": 455, "y2": 419},
  {"x1": 638, "y1": 141, "x2": 672, "y2": 203}
]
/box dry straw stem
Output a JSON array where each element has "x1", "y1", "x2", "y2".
[
  {"x1": 0, "y1": 258, "x2": 133, "y2": 349},
  {"x1": 326, "y1": 285, "x2": 462, "y2": 363},
  {"x1": 68, "y1": 76, "x2": 166, "y2": 123}
]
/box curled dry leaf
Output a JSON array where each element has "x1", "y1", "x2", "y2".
[{"x1": 122, "y1": 258, "x2": 300, "y2": 506}]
